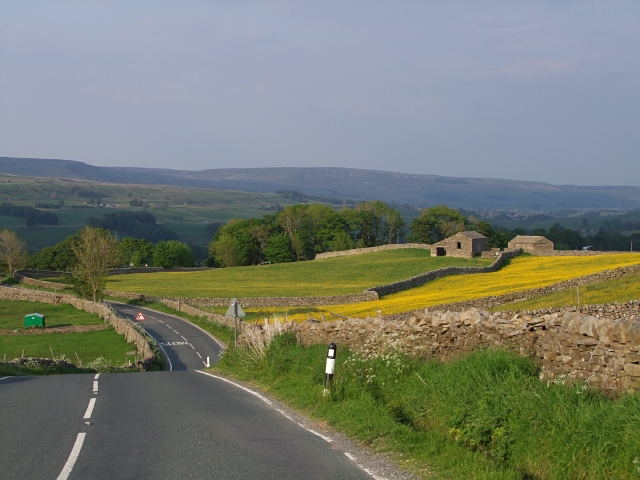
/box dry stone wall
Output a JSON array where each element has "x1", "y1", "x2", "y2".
[
  {"x1": 531, "y1": 250, "x2": 635, "y2": 256},
  {"x1": 0, "y1": 285, "x2": 157, "y2": 367},
  {"x1": 367, "y1": 249, "x2": 522, "y2": 297},
  {"x1": 294, "y1": 301, "x2": 640, "y2": 393},
  {"x1": 314, "y1": 243, "x2": 431, "y2": 260}
]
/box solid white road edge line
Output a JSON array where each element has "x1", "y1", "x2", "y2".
[
  {"x1": 195, "y1": 371, "x2": 381, "y2": 479},
  {"x1": 145, "y1": 332, "x2": 173, "y2": 371},
  {"x1": 306, "y1": 429, "x2": 332, "y2": 443},
  {"x1": 0, "y1": 376, "x2": 9, "y2": 382},
  {"x1": 196, "y1": 370, "x2": 272, "y2": 405},
  {"x1": 56, "y1": 432, "x2": 86, "y2": 480},
  {"x1": 83, "y1": 398, "x2": 96, "y2": 419},
  {"x1": 344, "y1": 453, "x2": 387, "y2": 480}
]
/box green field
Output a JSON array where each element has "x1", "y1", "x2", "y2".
[
  {"x1": 493, "y1": 274, "x2": 640, "y2": 311},
  {"x1": 0, "y1": 300, "x2": 102, "y2": 329},
  {"x1": 0, "y1": 329, "x2": 136, "y2": 365},
  {"x1": 0, "y1": 299, "x2": 136, "y2": 365},
  {"x1": 106, "y1": 249, "x2": 492, "y2": 298}
]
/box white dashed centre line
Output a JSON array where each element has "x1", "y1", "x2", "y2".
[
  {"x1": 202, "y1": 360, "x2": 207, "y2": 367},
  {"x1": 189, "y1": 343, "x2": 195, "y2": 350},
  {"x1": 83, "y1": 398, "x2": 96, "y2": 419},
  {"x1": 56, "y1": 433, "x2": 86, "y2": 480},
  {"x1": 94, "y1": 373, "x2": 100, "y2": 380},
  {"x1": 0, "y1": 376, "x2": 9, "y2": 382},
  {"x1": 196, "y1": 352, "x2": 202, "y2": 359},
  {"x1": 181, "y1": 336, "x2": 187, "y2": 341},
  {"x1": 173, "y1": 329, "x2": 180, "y2": 334},
  {"x1": 92, "y1": 381, "x2": 98, "y2": 394}
]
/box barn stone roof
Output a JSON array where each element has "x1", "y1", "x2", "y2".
[
  {"x1": 457, "y1": 231, "x2": 487, "y2": 240},
  {"x1": 509, "y1": 235, "x2": 551, "y2": 244}
]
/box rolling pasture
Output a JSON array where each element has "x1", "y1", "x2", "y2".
[
  {"x1": 311, "y1": 253, "x2": 640, "y2": 318},
  {"x1": 106, "y1": 249, "x2": 492, "y2": 298},
  {"x1": 493, "y1": 273, "x2": 640, "y2": 311}
]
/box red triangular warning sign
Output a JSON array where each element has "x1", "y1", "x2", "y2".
[{"x1": 136, "y1": 312, "x2": 146, "y2": 321}]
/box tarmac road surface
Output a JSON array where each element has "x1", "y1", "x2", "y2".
[{"x1": 0, "y1": 303, "x2": 375, "y2": 479}]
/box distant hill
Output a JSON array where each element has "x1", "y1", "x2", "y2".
[{"x1": 2, "y1": 156, "x2": 640, "y2": 211}]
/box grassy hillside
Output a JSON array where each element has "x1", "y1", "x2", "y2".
[
  {"x1": 300, "y1": 253, "x2": 640, "y2": 319},
  {"x1": 106, "y1": 249, "x2": 492, "y2": 298},
  {"x1": 0, "y1": 173, "x2": 300, "y2": 252},
  {"x1": 493, "y1": 274, "x2": 640, "y2": 311}
]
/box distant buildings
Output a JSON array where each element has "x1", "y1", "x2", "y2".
[
  {"x1": 431, "y1": 231, "x2": 488, "y2": 259},
  {"x1": 508, "y1": 235, "x2": 554, "y2": 253}
]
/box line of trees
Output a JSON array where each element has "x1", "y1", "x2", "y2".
[
  {"x1": 0, "y1": 202, "x2": 58, "y2": 226},
  {"x1": 208, "y1": 201, "x2": 406, "y2": 267}
]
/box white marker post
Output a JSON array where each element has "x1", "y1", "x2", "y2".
[
  {"x1": 324, "y1": 342, "x2": 337, "y2": 395},
  {"x1": 225, "y1": 299, "x2": 246, "y2": 348}
]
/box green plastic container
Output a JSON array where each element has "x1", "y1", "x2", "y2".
[{"x1": 24, "y1": 313, "x2": 45, "y2": 329}]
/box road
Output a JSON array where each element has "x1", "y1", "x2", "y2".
[{"x1": 0, "y1": 303, "x2": 376, "y2": 479}]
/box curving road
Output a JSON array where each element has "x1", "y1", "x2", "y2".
[{"x1": 0, "y1": 303, "x2": 377, "y2": 479}]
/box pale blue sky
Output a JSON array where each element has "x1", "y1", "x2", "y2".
[{"x1": 1, "y1": 1, "x2": 638, "y2": 185}]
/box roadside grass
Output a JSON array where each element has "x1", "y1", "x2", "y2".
[
  {"x1": 106, "y1": 249, "x2": 492, "y2": 298},
  {"x1": 215, "y1": 334, "x2": 640, "y2": 479},
  {"x1": 0, "y1": 361, "x2": 100, "y2": 376},
  {"x1": 0, "y1": 299, "x2": 103, "y2": 330},
  {"x1": 297, "y1": 253, "x2": 640, "y2": 319},
  {"x1": 119, "y1": 298, "x2": 235, "y2": 346},
  {"x1": 0, "y1": 328, "x2": 137, "y2": 366},
  {"x1": 492, "y1": 274, "x2": 640, "y2": 312}
]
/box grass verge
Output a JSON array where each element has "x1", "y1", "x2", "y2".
[{"x1": 214, "y1": 334, "x2": 640, "y2": 479}]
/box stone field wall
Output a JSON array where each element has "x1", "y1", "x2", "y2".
[
  {"x1": 366, "y1": 249, "x2": 522, "y2": 297},
  {"x1": 292, "y1": 301, "x2": 640, "y2": 393},
  {"x1": 314, "y1": 243, "x2": 431, "y2": 260},
  {"x1": 0, "y1": 285, "x2": 157, "y2": 367}
]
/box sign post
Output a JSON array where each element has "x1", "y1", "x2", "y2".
[{"x1": 225, "y1": 299, "x2": 246, "y2": 348}]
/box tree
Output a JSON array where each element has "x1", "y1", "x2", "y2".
[
  {"x1": 120, "y1": 237, "x2": 154, "y2": 267},
  {"x1": 153, "y1": 240, "x2": 196, "y2": 268},
  {"x1": 409, "y1": 205, "x2": 467, "y2": 243},
  {"x1": 210, "y1": 234, "x2": 240, "y2": 268},
  {"x1": 383, "y1": 208, "x2": 405, "y2": 244},
  {"x1": 264, "y1": 234, "x2": 292, "y2": 263},
  {"x1": 0, "y1": 229, "x2": 28, "y2": 277},
  {"x1": 70, "y1": 227, "x2": 120, "y2": 302},
  {"x1": 277, "y1": 205, "x2": 308, "y2": 242},
  {"x1": 331, "y1": 231, "x2": 354, "y2": 251}
]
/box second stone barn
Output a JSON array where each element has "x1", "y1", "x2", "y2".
[{"x1": 431, "y1": 231, "x2": 488, "y2": 258}]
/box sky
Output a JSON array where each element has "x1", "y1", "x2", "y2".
[{"x1": 0, "y1": 1, "x2": 638, "y2": 186}]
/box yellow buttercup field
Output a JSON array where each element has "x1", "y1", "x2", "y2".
[{"x1": 299, "y1": 253, "x2": 640, "y2": 319}]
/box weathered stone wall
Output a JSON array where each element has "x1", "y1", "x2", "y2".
[
  {"x1": 530, "y1": 250, "x2": 636, "y2": 256},
  {"x1": 180, "y1": 292, "x2": 379, "y2": 308},
  {"x1": 294, "y1": 302, "x2": 640, "y2": 393},
  {"x1": 158, "y1": 298, "x2": 246, "y2": 332},
  {"x1": 0, "y1": 286, "x2": 157, "y2": 366},
  {"x1": 314, "y1": 243, "x2": 431, "y2": 260},
  {"x1": 367, "y1": 249, "x2": 522, "y2": 297},
  {"x1": 384, "y1": 262, "x2": 640, "y2": 318}
]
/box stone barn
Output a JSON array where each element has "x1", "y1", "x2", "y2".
[
  {"x1": 508, "y1": 235, "x2": 554, "y2": 253},
  {"x1": 431, "y1": 231, "x2": 487, "y2": 258}
]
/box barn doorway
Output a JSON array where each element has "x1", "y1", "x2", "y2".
[{"x1": 436, "y1": 247, "x2": 446, "y2": 256}]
